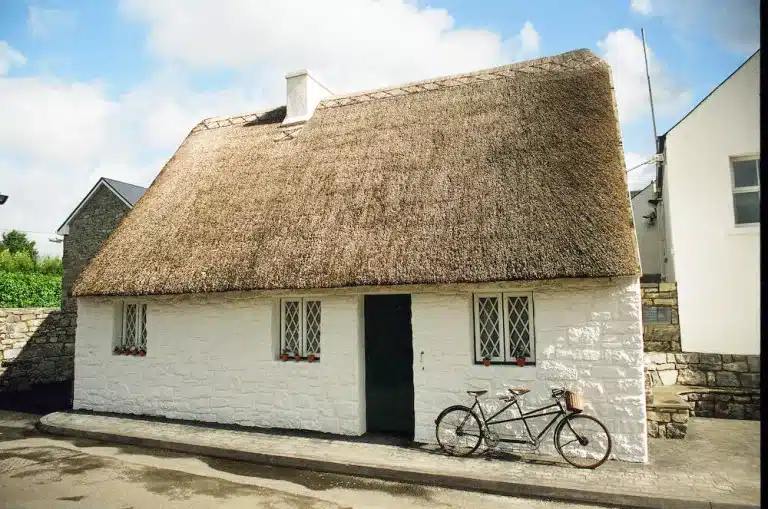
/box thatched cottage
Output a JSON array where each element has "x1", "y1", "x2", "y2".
[{"x1": 71, "y1": 49, "x2": 647, "y2": 462}]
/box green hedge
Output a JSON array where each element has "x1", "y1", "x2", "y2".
[{"x1": 0, "y1": 270, "x2": 62, "y2": 308}]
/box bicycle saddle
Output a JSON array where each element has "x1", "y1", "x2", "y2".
[
  {"x1": 508, "y1": 388, "x2": 530, "y2": 395},
  {"x1": 467, "y1": 390, "x2": 488, "y2": 396}
]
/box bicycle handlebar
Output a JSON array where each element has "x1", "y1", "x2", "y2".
[{"x1": 550, "y1": 387, "x2": 567, "y2": 398}]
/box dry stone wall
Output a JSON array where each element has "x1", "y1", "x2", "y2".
[
  {"x1": 646, "y1": 406, "x2": 690, "y2": 439},
  {"x1": 645, "y1": 352, "x2": 760, "y2": 389},
  {"x1": 0, "y1": 308, "x2": 76, "y2": 391}
]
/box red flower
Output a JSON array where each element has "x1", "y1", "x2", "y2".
[
  {"x1": 482, "y1": 358, "x2": 490, "y2": 367},
  {"x1": 280, "y1": 353, "x2": 288, "y2": 361},
  {"x1": 295, "y1": 354, "x2": 301, "y2": 361},
  {"x1": 516, "y1": 357, "x2": 526, "y2": 367},
  {"x1": 308, "y1": 354, "x2": 316, "y2": 363}
]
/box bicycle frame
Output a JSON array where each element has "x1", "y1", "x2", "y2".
[{"x1": 469, "y1": 396, "x2": 568, "y2": 444}]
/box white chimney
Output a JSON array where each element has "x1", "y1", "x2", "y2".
[{"x1": 282, "y1": 70, "x2": 332, "y2": 126}]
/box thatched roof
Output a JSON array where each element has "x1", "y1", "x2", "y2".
[{"x1": 73, "y1": 48, "x2": 639, "y2": 297}]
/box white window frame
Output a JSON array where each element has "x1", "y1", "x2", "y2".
[
  {"x1": 280, "y1": 298, "x2": 321, "y2": 359},
  {"x1": 473, "y1": 292, "x2": 535, "y2": 365},
  {"x1": 730, "y1": 155, "x2": 760, "y2": 226},
  {"x1": 118, "y1": 300, "x2": 147, "y2": 352}
]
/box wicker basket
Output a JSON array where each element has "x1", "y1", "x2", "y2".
[{"x1": 566, "y1": 391, "x2": 584, "y2": 413}]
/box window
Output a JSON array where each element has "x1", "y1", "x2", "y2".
[
  {"x1": 473, "y1": 293, "x2": 535, "y2": 365},
  {"x1": 115, "y1": 301, "x2": 147, "y2": 355},
  {"x1": 280, "y1": 298, "x2": 321, "y2": 359},
  {"x1": 642, "y1": 306, "x2": 671, "y2": 324},
  {"x1": 731, "y1": 157, "x2": 760, "y2": 225}
]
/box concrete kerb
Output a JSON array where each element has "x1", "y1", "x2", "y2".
[{"x1": 36, "y1": 415, "x2": 757, "y2": 509}]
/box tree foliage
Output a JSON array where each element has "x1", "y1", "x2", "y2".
[
  {"x1": 0, "y1": 271, "x2": 61, "y2": 307},
  {"x1": 0, "y1": 249, "x2": 63, "y2": 275},
  {"x1": 0, "y1": 230, "x2": 38, "y2": 260}
]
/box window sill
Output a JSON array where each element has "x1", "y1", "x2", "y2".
[
  {"x1": 278, "y1": 357, "x2": 320, "y2": 363},
  {"x1": 728, "y1": 225, "x2": 760, "y2": 236},
  {"x1": 474, "y1": 361, "x2": 536, "y2": 367}
]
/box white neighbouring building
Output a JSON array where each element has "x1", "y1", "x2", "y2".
[
  {"x1": 653, "y1": 50, "x2": 760, "y2": 356},
  {"x1": 71, "y1": 49, "x2": 648, "y2": 462},
  {"x1": 630, "y1": 182, "x2": 663, "y2": 282}
]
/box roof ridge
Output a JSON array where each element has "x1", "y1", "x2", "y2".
[
  {"x1": 318, "y1": 48, "x2": 602, "y2": 109},
  {"x1": 189, "y1": 48, "x2": 603, "y2": 132},
  {"x1": 191, "y1": 105, "x2": 287, "y2": 133},
  {"x1": 103, "y1": 177, "x2": 147, "y2": 190}
]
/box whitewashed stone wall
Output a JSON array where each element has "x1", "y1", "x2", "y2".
[
  {"x1": 73, "y1": 293, "x2": 366, "y2": 435},
  {"x1": 73, "y1": 276, "x2": 645, "y2": 463},
  {"x1": 411, "y1": 276, "x2": 647, "y2": 463}
]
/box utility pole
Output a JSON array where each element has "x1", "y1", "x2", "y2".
[{"x1": 641, "y1": 28, "x2": 658, "y2": 150}]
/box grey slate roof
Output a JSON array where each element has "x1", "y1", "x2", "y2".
[
  {"x1": 56, "y1": 177, "x2": 148, "y2": 235},
  {"x1": 103, "y1": 178, "x2": 147, "y2": 206}
]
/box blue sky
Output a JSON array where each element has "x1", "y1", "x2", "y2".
[{"x1": 0, "y1": 0, "x2": 760, "y2": 256}]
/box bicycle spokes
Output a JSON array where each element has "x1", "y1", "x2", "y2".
[
  {"x1": 555, "y1": 415, "x2": 612, "y2": 469},
  {"x1": 435, "y1": 407, "x2": 482, "y2": 456}
]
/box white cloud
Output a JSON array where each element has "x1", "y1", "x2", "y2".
[
  {"x1": 598, "y1": 29, "x2": 691, "y2": 125},
  {"x1": 27, "y1": 6, "x2": 76, "y2": 37},
  {"x1": 120, "y1": 0, "x2": 538, "y2": 92},
  {"x1": 632, "y1": 0, "x2": 758, "y2": 55},
  {"x1": 630, "y1": 0, "x2": 653, "y2": 15},
  {"x1": 2, "y1": 1, "x2": 542, "y2": 257},
  {"x1": 0, "y1": 77, "x2": 117, "y2": 167},
  {"x1": 0, "y1": 41, "x2": 26, "y2": 75},
  {"x1": 625, "y1": 151, "x2": 657, "y2": 190},
  {"x1": 0, "y1": 72, "x2": 271, "y2": 256},
  {"x1": 505, "y1": 21, "x2": 541, "y2": 62}
]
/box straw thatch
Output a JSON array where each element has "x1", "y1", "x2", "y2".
[{"x1": 73, "y1": 48, "x2": 638, "y2": 297}]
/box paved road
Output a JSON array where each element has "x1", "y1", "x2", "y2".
[{"x1": 0, "y1": 411, "x2": 615, "y2": 509}]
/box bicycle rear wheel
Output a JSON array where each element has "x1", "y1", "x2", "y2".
[
  {"x1": 435, "y1": 405, "x2": 482, "y2": 457},
  {"x1": 554, "y1": 414, "x2": 612, "y2": 469}
]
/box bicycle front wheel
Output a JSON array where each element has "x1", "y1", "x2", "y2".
[
  {"x1": 554, "y1": 414, "x2": 612, "y2": 469},
  {"x1": 435, "y1": 405, "x2": 483, "y2": 457}
]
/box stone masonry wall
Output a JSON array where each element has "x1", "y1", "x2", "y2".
[
  {"x1": 642, "y1": 280, "x2": 760, "y2": 423},
  {"x1": 646, "y1": 406, "x2": 690, "y2": 439},
  {"x1": 62, "y1": 185, "x2": 130, "y2": 312},
  {"x1": 641, "y1": 282, "x2": 680, "y2": 352},
  {"x1": 0, "y1": 308, "x2": 76, "y2": 392},
  {"x1": 645, "y1": 352, "x2": 760, "y2": 388},
  {"x1": 644, "y1": 352, "x2": 760, "y2": 420}
]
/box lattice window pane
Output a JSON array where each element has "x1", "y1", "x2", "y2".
[
  {"x1": 139, "y1": 304, "x2": 147, "y2": 349},
  {"x1": 124, "y1": 303, "x2": 137, "y2": 347},
  {"x1": 283, "y1": 300, "x2": 301, "y2": 354},
  {"x1": 305, "y1": 300, "x2": 321, "y2": 355},
  {"x1": 478, "y1": 296, "x2": 501, "y2": 359},
  {"x1": 507, "y1": 296, "x2": 532, "y2": 359}
]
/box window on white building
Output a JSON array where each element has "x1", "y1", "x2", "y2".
[
  {"x1": 280, "y1": 298, "x2": 321, "y2": 359},
  {"x1": 731, "y1": 156, "x2": 760, "y2": 225},
  {"x1": 115, "y1": 301, "x2": 147, "y2": 355},
  {"x1": 473, "y1": 293, "x2": 535, "y2": 365}
]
